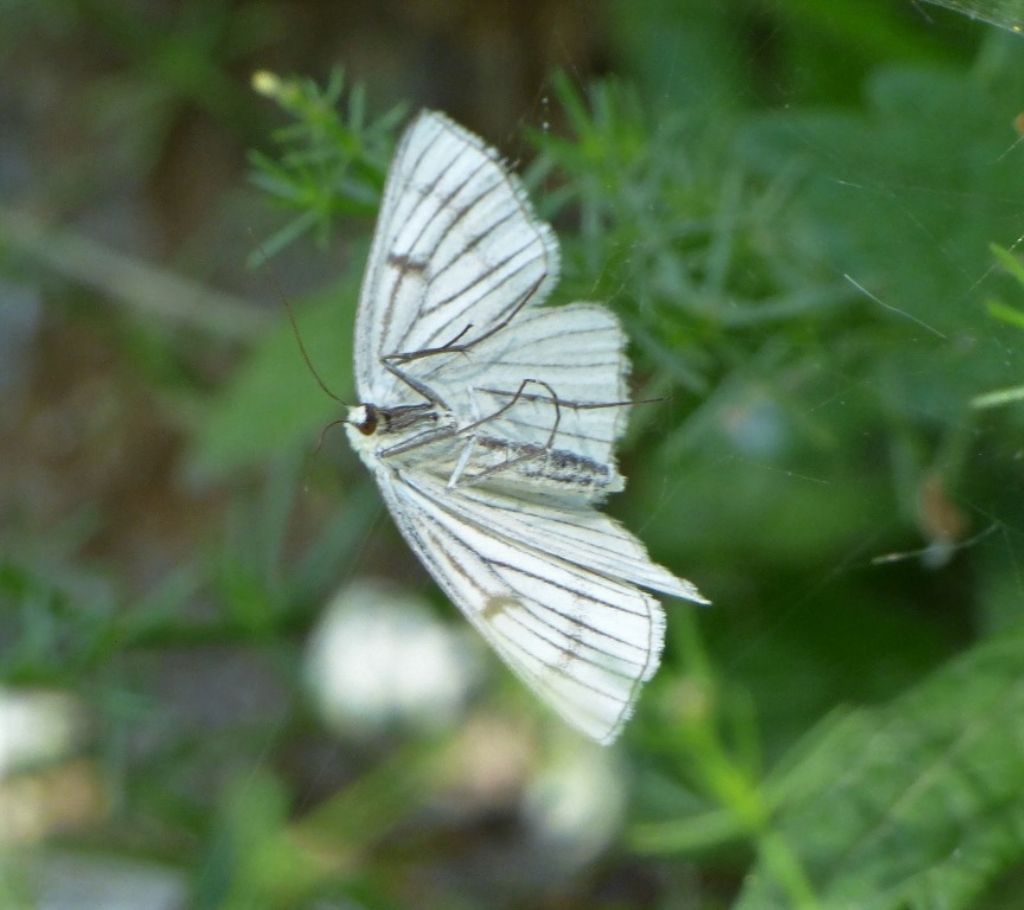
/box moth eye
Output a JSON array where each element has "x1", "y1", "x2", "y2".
[{"x1": 358, "y1": 405, "x2": 378, "y2": 435}]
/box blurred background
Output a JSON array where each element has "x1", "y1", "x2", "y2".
[{"x1": 5, "y1": 1, "x2": 1024, "y2": 907}]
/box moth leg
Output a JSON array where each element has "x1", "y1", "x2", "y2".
[
  {"x1": 456, "y1": 379, "x2": 564, "y2": 486},
  {"x1": 476, "y1": 388, "x2": 636, "y2": 413},
  {"x1": 457, "y1": 378, "x2": 561, "y2": 441},
  {"x1": 380, "y1": 358, "x2": 451, "y2": 410},
  {"x1": 466, "y1": 384, "x2": 484, "y2": 424},
  {"x1": 447, "y1": 436, "x2": 479, "y2": 489},
  {"x1": 446, "y1": 386, "x2": 486, "y2": 489},
  {"x1": 378, "y1": 425, "x2": 455, "y2": 459},
  {"x1": 382, "y1": 273, "x2": 546, "y2": 365},
  {"x1": 376, "y1": 269, "x2": 547, "y2": 409}
]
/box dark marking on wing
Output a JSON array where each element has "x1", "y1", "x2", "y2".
[{"x1": 387, "y1": 253, "x2": 429, "y2": 274}]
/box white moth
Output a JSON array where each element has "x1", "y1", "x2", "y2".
[{"x1": 344, "y1": 110, "x2": 708, "y2": 744}]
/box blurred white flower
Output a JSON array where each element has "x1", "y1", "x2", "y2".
[
  {"x1": 306, "y1": 581, "x2": 481, "y2": 737},
  {"x1": 522, "y1": 738, "x2": 625, "y2": 869},
  {"x1": 0, "y1": 689, "x2": 82, "y2": 779},
  {"x1": 442, "y1": 715, "x2": 534, "y2": 806},
  {"x1": 0, "y1": 689, "x2": 100, "y2": 847}
]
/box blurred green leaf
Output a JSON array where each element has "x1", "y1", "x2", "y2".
[
  {"x1": 736, "y1": 53, "x2": 1024, "y2": 420},
  {"x1": 990, "y1": 243, "x2": 1024, "y2": 289},
  {"x1": 187, "y1": 282, "x2": 356, "y2": 480},
  {"x1": 196, "y1": 770, "x2": 320, "y2": 909},
  {"x1": 985, "y1": 299, "x2": 1024, "y2": 331},
  {"x1": 736, "y1": 634, "x2": 1024, "y2": 909},
  {"x1": 919, "y1": 0, "x2": 1024, "y2": 32}
]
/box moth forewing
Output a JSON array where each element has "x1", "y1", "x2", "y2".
[{"x1": 353, "y1": 111, "x2": 559, "y2": 405}]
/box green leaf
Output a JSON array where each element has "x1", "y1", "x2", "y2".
[
  {"x1": 918, "y1": 0, "x2": 1024, "y2": 33},
  {"x1": 735, "y1": 634, "x2": 1024, "y2": 909},
  {"x1": 196, "y1": 771, "x2": 320, "y2": 910},
  {"x1": 985, "y1": 299, "x2": 1024, "y2": 331},
  {"x1": 991, "y1": 243, "x2": 1024, "y2": 288},
  {"x1": 186, "y1": 282, "x2": 355, "y2": 480}
]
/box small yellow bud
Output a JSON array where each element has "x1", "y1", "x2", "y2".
[{"x1": 251, "y1": 70, "x2": 282, "y2": 99}]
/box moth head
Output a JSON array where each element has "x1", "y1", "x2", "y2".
[{"x1": 346, "y1": 404, "x2": 378, "y2": 436}]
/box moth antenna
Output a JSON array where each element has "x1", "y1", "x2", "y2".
[
  {"x1": 250, "y1": 231, "x2": 345, "y2": 404},
  {"x1": 314, "y1": 418, "x2": 347, "y2": 454}
]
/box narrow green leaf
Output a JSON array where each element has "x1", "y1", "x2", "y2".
[
  {"x1": 991, "y1": 243, "x2": 1024, "y2": 286},
  {"x1": 985, "y1": 298, "x2": 1024, "y2": 330}
]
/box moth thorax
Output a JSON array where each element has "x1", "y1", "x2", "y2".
[{"x1": 347, "y1": 404, "x2": 378, "y2": 435}]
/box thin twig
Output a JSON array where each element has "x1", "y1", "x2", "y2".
[{"x1": 0, "y1": 206, "x2": 270, "y2": 341}]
